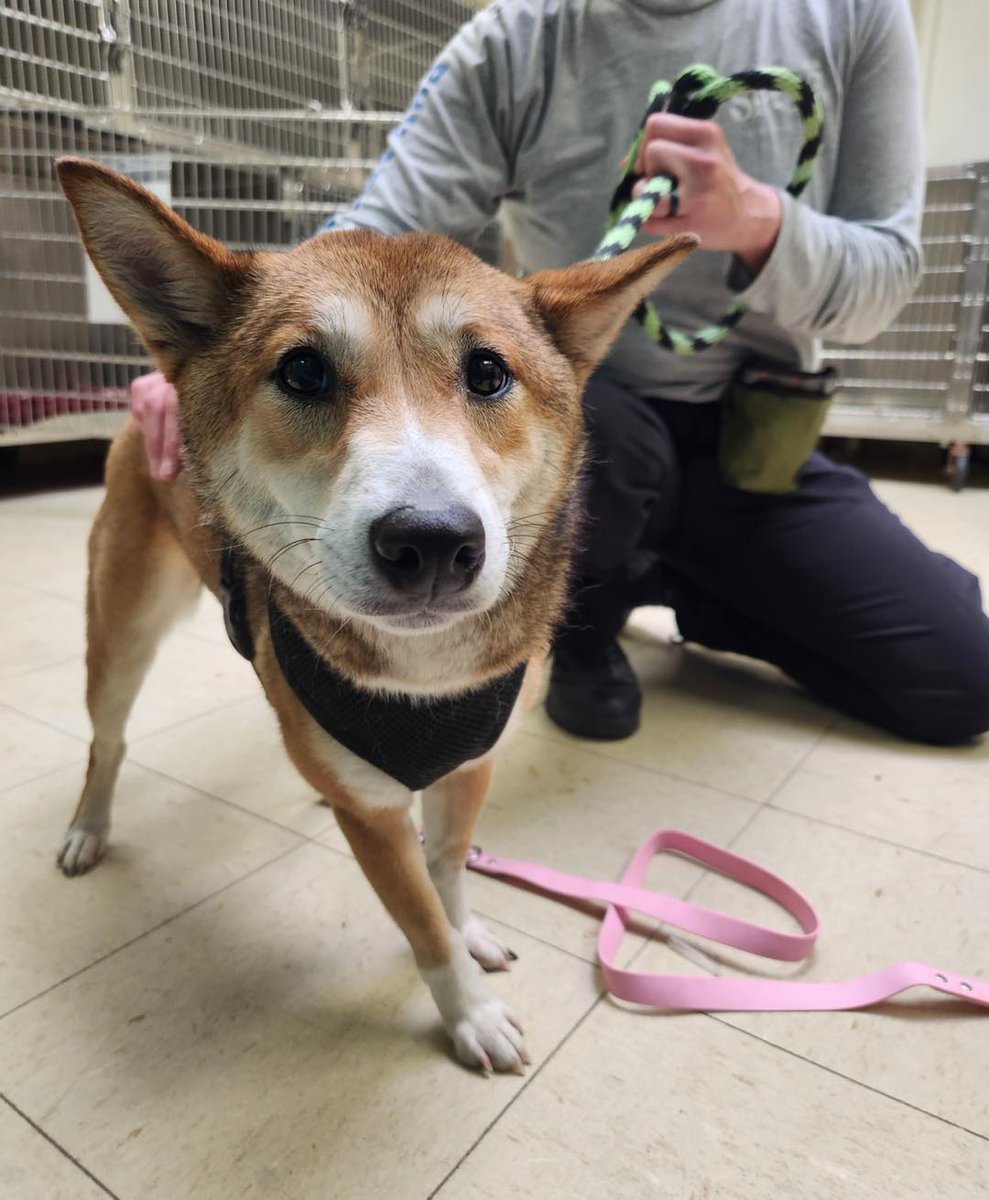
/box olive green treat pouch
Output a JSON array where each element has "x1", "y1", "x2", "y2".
[{"x1": 719, "y1": 361, "x2": 837, "y2": 493}]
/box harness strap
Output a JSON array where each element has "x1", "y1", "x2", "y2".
[
  {"x1": 595, "y1": 63, "x2": 824, "y2": 355},
  {"x1": 467, "y1": 829, "x2": 989, "y2": 1012},
  {"x1": 268, "y1": 601, "x2": 528, "y2": 792},
  {"x1": 215, "y1": 531, "x2": 529, "y2": 790},
  {"x1": 219, "y1": 541, "x2": 255, "y2": 661}
]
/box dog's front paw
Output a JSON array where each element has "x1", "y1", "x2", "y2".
[
  {"x1": 449, "y1": 997, "x2": 529, "y2": 1075},
  {"x1": 462, "y1": 915, "x2": 518, "y2": 972},
  {"x1": 425, "y1": 947, "x2": 530, "y2": 1074},
  {"x1": 57, "y1": 824, "x2": 108, "y2": 876}
]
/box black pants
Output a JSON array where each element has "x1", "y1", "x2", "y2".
[{"x1": 563, "y1": 367, "x2": 989, "y2": 746}]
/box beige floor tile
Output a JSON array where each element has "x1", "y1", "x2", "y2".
[
  {"x1": 0, "y1": 843, "x2": 596, "y2": 1200},
  {"x1": 0, "y1": 513, "x2": 90, "y2": 604},
  {"x1": 0, "y1": 629, "x2": 260, "y2": 742},
  {"x1": 128, "y1": 694, "x2": 335, "y2": 838},
  {"x1": 317, "y1": 730, "x2": 759, "y2": 963},
  {"x1": 0, "y1": 496, "x2": 229, "y2": 646},
  {"x1": 0, "y1": 485, "x2": 105, "y2": 523},
  {"x1": 873, "y1": 478, "x2": 989, "y2": 590},
  {"x1": 435, "y1": 1004, "x2": 988, "y2": 1200},
  {"x1": 2, "y1": 474, "x2": 985, "y2": 1197},
  {"x1": 525, "y1": 636, "x2": 834, "y2": 802},
  {"x1": 772, "y1": 719, "x2": 989, "y2": 869},
  {"x1": 0, "y1": 706, "x2": 87, "y2": 792},
  {"x1": 177, "y1": 588, "x2": 231, "y2": 646},
  {"x1": 632, "y1": 807, "x2": 989, "y2": 1134},
  {"x1": 0, "y1": 580, "x2": 85, "y2": 680},
  {"x1": 0, "y1": 1101, "x2": 109, "y2": 1200},
  {"x1": 0, "y1": 759, "x2": 300, "y2": 1014},
  {"x1": 466, "y1": 731, "x2": 759, "y2": 962}
]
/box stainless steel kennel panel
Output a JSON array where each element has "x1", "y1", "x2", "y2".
[
  {"x1": 0, "y1": 108, "x2": 394, "y2": 442},
  {"x1": 4, "y1": 5, "x2": 988, "y2": 463},
  {"x1": 1, "y1": 0, "x2": 473, "y2": 112},
  {"x1": 0, "y1": 0, "x2": 480, "y2": 444},
  {"x1": 823, "y1": 165, "x2": 989, "y2": 465}
]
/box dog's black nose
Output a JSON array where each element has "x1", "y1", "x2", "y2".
[{"x1": 371, "y1": 506, "x2": 486, "y2": 598}]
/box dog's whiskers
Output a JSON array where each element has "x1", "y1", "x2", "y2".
[
  {"x1": 289, "y1": 557, "x2": 325, "y2": 590},
  {"x1": 264, "y1": 536, "x2": 321, "y2": 572},
  {"x1": 243, "y1": 517, "x2": 327, "y2": 540}
]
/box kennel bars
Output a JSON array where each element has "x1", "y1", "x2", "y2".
[
  {"x1": 0, "y1": 0, "x2": 482, "y2": 443},
  {"x1": 2, "y1": 3, "x2": 988, "y2": 484},
  {"x1": 822, "y1": 164, "x2": 989, "y2": 488}
]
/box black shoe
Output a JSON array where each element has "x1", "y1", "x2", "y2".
[{"x1": 545, "y1": 637, "x2": 642, "y2": 740}]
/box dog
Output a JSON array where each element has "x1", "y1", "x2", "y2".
[{"x1": 54, "y1": 157, "x2": 694, "y2": 1072}]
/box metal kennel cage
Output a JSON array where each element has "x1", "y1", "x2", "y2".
[
  {"x1": 2, "y1": 6, "x2": 988, "y2": 484},
  {"x1": 822, "y1": 164, "x2": 989, "y2": 488},
  {"x1": 0, "y1": 0, "x2": 484, "y2": 444}
]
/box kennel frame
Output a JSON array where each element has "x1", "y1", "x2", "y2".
[
  {"x1": 2, "y1": 4, "x2": 989, "y2": 476},
  {"x1": 822, "y1": 163, "x2": 989, "y2": 482}
]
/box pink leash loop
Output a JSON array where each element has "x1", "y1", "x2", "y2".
[{"x1": 467, "y1": 829, "x2": 989, "y2": 1013}]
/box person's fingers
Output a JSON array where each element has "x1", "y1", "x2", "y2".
[
  {"x1": 144, "y1": 402, "x2": 168, "y2": 478},
  {"x1": 130, "y1": 372, "x2": 152, "y2": 420},
  {"x1": 641, "y1": 212, "x2": 699, "y2": 239},
  {"x1": 641, "y1": 113, "x2": 724, "y2": 153},
  {"x1": 640, "y1": 141, "x2": 711, "y2": 194},
  {"x1": 130, "y1": 372, "x2": 183, "y2": 480},
  {"x1": 631, "y1": 141, "x2": 702, "y2": 220},
  {"x1": 635, "y1": 115, "x2": 716, "y2": 173},
  {"x1": 158, "y1": 401, "x2": 182, "y2": 480}
]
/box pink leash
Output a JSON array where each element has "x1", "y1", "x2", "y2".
[{"x1": 466, "y1": 829, "x2": 989, "y2": 1011}]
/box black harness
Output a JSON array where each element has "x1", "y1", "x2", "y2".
[{"x1": 219, "y1": 545, "x2": 526, "y2": 791}]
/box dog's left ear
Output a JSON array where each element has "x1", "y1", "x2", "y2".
[
  {"x1": 56, "y1": 157, "x2": 247, "y2": 379},
  {"x1": 526, "y1": 233, "x2": 698, "y2": 378}
]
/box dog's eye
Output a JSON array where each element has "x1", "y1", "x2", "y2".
[
  {"x1": 275, "y1": 350, "x2": 334, "y2": 400},
  {"x1": 465, "y1": 349, "x2": 512, "y2": 400}
]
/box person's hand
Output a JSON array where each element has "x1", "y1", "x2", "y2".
[
  {"x1": 131, "y1": 371, "x2": 183, "y2": 480},
  {"x1": 633, "y1": 114, "x2": 782, "y2": 275}
]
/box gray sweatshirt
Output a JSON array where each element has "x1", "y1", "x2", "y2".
[{"x1": 321, "y1": 0, "x2": 924, "y2": 403}]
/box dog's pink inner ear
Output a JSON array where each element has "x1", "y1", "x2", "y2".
[
  {"x1": 526, "y1": 234, "x2": 697, "y2": 378},
  {"x1": 56, "y1": 157, "x2": 244, "y2": 379}
]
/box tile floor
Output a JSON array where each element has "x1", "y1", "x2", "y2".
[{"x1": 1, "y1": 467, "x2": 987, "y2": 1198}]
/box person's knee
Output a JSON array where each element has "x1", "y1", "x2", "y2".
[
  {"x1": 880, "y1": 656, "x2": 989, "y2": 746},
  {"x1": 933, "y1": 675, "x2": 989, "y2": 744}
]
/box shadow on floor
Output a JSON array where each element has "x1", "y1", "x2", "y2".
[
  {"x1": 822, "y1": 436, "x2": 989, "y2": 489},
  {"x1": 0, "y1": 440, "x2": 109, "y2": 499}
]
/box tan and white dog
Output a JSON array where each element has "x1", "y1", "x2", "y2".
[{"x1": 55, "y1": 157, "x2": 694, "y2": 1072}]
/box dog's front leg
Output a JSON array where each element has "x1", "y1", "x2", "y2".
[
  {"x1": 421, "y1": 760, "x2": 518, "y2": 971},
  {"x1": 333, "y1": 803, "x2": 529, "y2": 1073}
]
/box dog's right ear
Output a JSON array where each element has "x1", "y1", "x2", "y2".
[
  {"x1": 56, "y1": 157, "x2": 246, "y2": 379},
  {"x1": 526, "y1": 233, "x2": 698, "y2": 381}
]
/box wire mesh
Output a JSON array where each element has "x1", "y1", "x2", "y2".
[
  {"x1": 973, "y1": 335, "x2": 989, "y2": 418},
  {"x1": 0, "y1": 0, "x2": 481, "y2": 442},
  {"x1": 967, "y1": 171, "x2": 989, "y2": 422},
  {"x1": 2, "y1": 5, "x2": 987, "y2": 446},
  {"x1": 823, "y1": 166, "x2": 989, "y2": 442}
]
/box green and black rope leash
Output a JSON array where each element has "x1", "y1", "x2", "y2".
[{"x1": 595, "y1": 64, "x2": 824, "y2": 355}]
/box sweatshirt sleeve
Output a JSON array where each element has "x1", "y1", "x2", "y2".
[
  {"x1": 317, "y1": 3, "x2": 534, "y2": 245},
  {"x1": 733, "y1": 0, "x2": 924, "y2": 344}
]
